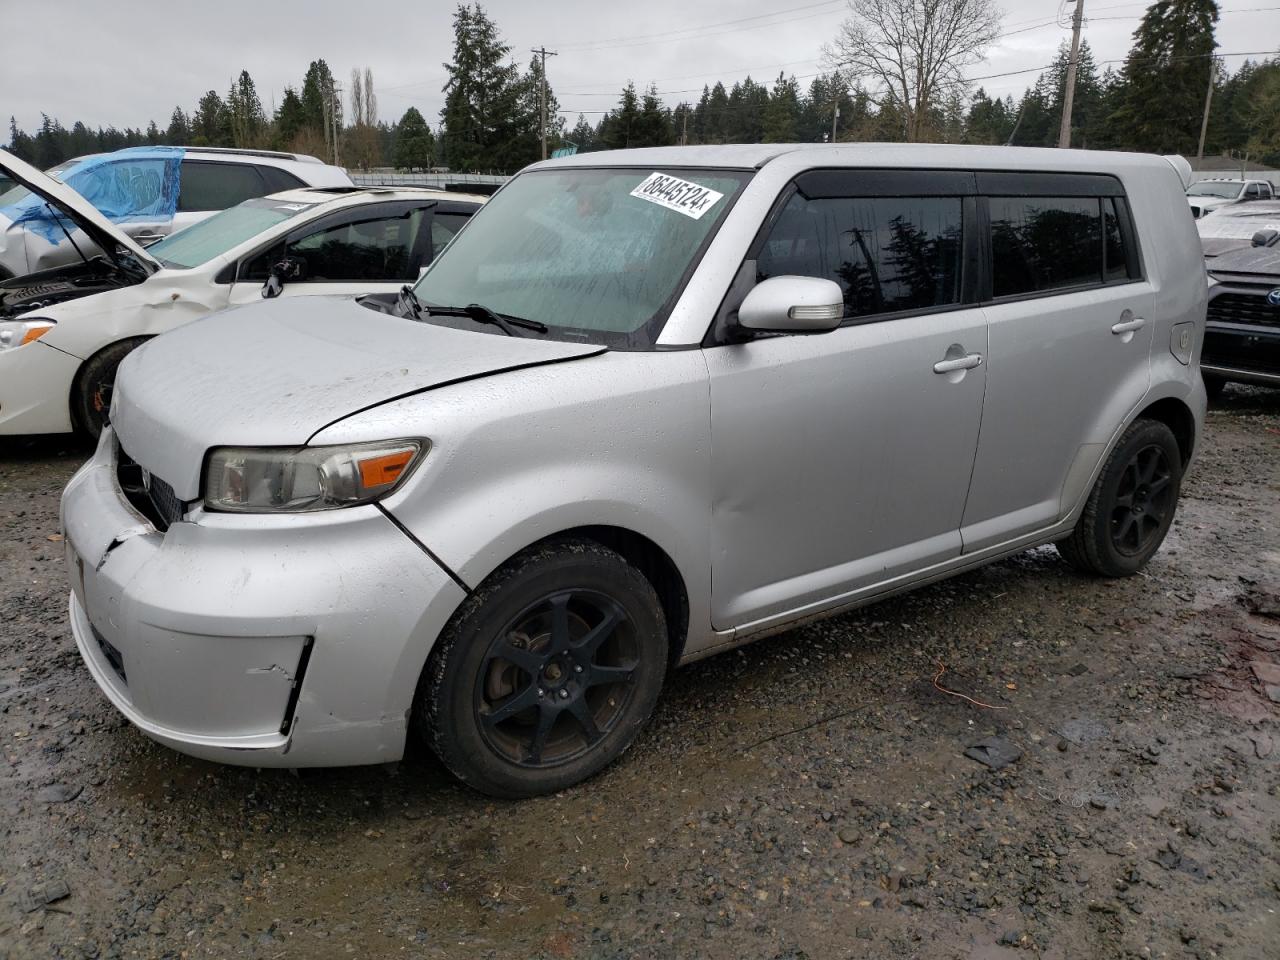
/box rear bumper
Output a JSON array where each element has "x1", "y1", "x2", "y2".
[{"x1": 61, "y1": 428, "x2": 467, "y2": 767}]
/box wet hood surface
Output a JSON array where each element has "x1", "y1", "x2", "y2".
[
  {"x1": 111, "y1": 295, "x2": 605, "y2": 499},
  {"x1": 1207, "y1": 242, "x2": 1280, "y2": 280}
]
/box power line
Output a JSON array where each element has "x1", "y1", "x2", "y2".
[{"x1": 552, "y1": 0, "x2": 845, "y2": 50}]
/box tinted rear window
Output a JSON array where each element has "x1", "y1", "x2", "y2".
[
  {"x1": 178, "y1": 161, "x2": 267, "y2": 212},
  {"x1": 990, "y1": 196, "x2": 1104, "y2": 297}
]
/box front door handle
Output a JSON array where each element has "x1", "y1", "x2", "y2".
[
  {"x1": 1111, "y1": 317, "x2": 1146, "y2": 334},
  {"x1": 933, "y1": 353, "x2": 983, "y2": 374}
]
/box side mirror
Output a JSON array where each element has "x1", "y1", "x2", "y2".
[
  {"x1": 261, "y1": 256, "x2": 305, "y2": 299},
  {"x1": 1252, "y1": 229, "x2": 1279, "y2": 248},
  {"x1": 737, "y1": 275, "x2": 845, "y2": 335}
]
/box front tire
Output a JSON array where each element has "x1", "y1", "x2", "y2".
[
  {"x1": 1056, "y1": 419, "x2": 1183, "y2": 577},
  {"x1": 416, "y1": 539, "x2": 668, "y2": 798},
  {"x1": 72, "y1": 338, "x2": 151, "y2": 439}
]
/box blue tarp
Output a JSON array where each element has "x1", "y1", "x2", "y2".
[{"x1": 0, "y1": 146, "x2": 184, "y2": 245}]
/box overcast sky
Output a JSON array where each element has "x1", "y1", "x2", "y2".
[{"x1": 3, "y1": 0, "x2": 1276, "y2": 136}]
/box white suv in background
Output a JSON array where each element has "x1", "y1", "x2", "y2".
[
  {"x1": 0, "y1": 146, "x2": 352, "y2": 279},
  {"x1": 1185, "y1": 178, "x2": 1275, "y2": 219}
]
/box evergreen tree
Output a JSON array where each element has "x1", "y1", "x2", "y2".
[
  {"x1": 600, "y1": 82, "x2": 641, "y2": 150},
  {"x1": 568, "y1": 113, "x2": 597, "y2": 152},
  {"x1": 393, "y1": 107, "x2": 435, "y2": 171},
  {"x1": 440, "y1": 4, "x2": 524, "y2": 172},
  {"x1": 191, "y1": 90, "x2": 229, "y2": 146},
  {"x1": 1108, "y1": 0, "x2": 1220, "y2": 153},
  {"x1": 166, "y1": 107, "x2": 192, "y2": 144},
  {"x1": 7, "y1": 117, "x2": 35, "y2": 162},
  {"x1": 964, "y1": 87, "x2": 1013, "y2": 144},
  {"x1": 637, "y1": 84, "x2": 673, "y2": 147},
  {"x1": 763, "y1": 73, "x2": 801, "y2": 143},
  {"x1": 274, "y1": 87, "x2": 306, "y2": 148},
  {"x1": 226, "y1": 70, "x2": 267, "y2": 148}
]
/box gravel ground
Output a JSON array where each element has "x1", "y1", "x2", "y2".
[{"x1": 1, "y1": 387, "x2": 1278, "y2": 960}]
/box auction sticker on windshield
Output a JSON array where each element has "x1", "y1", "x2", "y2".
[{"x1": 630, "y1": 173, "x2": 725, "y2": 220}]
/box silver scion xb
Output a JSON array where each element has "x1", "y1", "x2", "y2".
[{"x1": 61, "y1": 145, "x2": 1207, "y2": 798}]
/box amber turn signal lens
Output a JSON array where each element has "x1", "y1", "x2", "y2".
[
  {"x1": 358, "y1": 450, "x2": 415, "y2": 489},
  {"x1": 21, "y1": 326, "x2": 52, "y2": 345}
]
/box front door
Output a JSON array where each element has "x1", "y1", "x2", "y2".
[
  {"x1": 706, "y1": 175, "x2": 988, "y2": 631},
  {"x1": 960, "y1": 181, "x2": 1156, "y2": 551}
]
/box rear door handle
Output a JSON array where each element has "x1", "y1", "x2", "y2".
[
  {"x1": 933, "y1": 353, "x2": 983, "y2": 374},
  {"x1": 1111, "y1": 317, "x2": 1146, "y2": 334}
]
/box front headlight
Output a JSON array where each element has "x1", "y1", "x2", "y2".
[
  {"x1": 0, "y1": 318, "x2": 55, "y2": 350},
  {"x1": 204, "y1": 440, "x2": 426, "y2": 513}
]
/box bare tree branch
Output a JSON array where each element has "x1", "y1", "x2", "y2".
[{"x1": 824, "y1": 0, "x2": 1002, "y2": 140}]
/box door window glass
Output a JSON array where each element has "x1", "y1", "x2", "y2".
[
  {"x1": 244, "y1": 208, "x2": 427, "y2": 282},
  {"x1": 258, "y1": 165, "x2": 307, "y2": 195},
  {"x1": 430, "y1": 212, "x2": 470, "y2": 255},
  {"x1": 178, "y1": 161, "x2": 267, "y2": 212},
  {"x1": 756, "y1": 193, "x2": 964, "y2": 319},
  {"x1": 989, "y1": 196, "x2": 1102, "y2": 297}
]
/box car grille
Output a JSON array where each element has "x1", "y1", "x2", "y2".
[
  {"x1": 1207, "y1": 292, "x2": 1280, "y2": 330},
  {"x1": 116, "y1": 442, "x2": 187, "y2": 530}
]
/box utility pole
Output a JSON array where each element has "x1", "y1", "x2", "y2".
[
  {"x1": 531, "y1": 46, "x2": 558, "y2": 160},
  {"x1": 1057, "y1": 0, "x2": 1084, "y2": 149},
  {"x1": 1196, "y1": 57, "x2": 1216, "y2": 160},
  {"x1": 681, "y1": 108, "x2": 688, "y2": 146},
  {"x1": 831, "y1": 101, "x2": 840, "y2": 142}
]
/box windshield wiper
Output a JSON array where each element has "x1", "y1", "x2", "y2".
[
  {"x1": 424, "y1": 302, "x2": 548, "y2": 336},
  {"x1": 397, "y1": 284, "x2": 424, "y2": 319}
]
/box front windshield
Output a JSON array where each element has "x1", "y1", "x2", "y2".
[
  {"x1": 412, "y1": 167, "x2": 750, "y2": 347},
  {"x1": 0, "y1": 160, "x2": 76, "y2": 207},
  {"x1": 1187, "y1": 182, "x2": 1244, "y2": 198},
  {"x1": 148, "y1": 197, "x2": 316, "y2": 269}
]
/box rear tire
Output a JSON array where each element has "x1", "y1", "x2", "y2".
[
  {"x1": 1056, "y1": 418, "x2": 1183, "y2": 577},
  {"x1": 71, "y1": 338, "x2": 150, "y2": 439},
  {"x1": 415, "y1": 539, "x2": 668, "y2": 798}
]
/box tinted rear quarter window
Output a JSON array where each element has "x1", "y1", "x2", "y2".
[
  {"x1": 757, "y1": 193, "x2": 964, "y2": 319},
  {"x1": 258, "y1": 165, "x2": 306, "y2": 195},
  {"x1": 989, "y1": 196, "x2": 1104, "y2": 297},
  {"x1": 178, "y1": 161, "x2": 267, "y2": 212}
]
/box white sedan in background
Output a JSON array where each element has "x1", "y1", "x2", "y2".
[{"x1": 0, "y1": 150, "x2": 482, "y2": 437}]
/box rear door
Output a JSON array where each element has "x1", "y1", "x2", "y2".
[
  {"x1": 169, "y1": 160, "x2": 275, "y2": 240},
  {"x1": 225, "y1": 200, "x2": 438, "y2": 305},
  {"x1": 960, "y1": 173, "x2": 1155, "y2": 551},
  {"x1": 705, "y1": 170, "x2": 989, "y2": 630}
]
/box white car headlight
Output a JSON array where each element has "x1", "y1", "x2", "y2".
[
  {"x1": 0, "y1": 318, "x2": 55, "y2": 350},
  {"x1": 203, "y1": 440, "x2": 427, "y2": 513}
]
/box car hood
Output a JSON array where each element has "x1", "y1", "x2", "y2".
[
  {"x1": 110, "y1": 296, "x2": 606, "y2": 500},
  {"x1": 0, "y1": 149, "x2": 160, "y2": 273},
  {"x1": 1188, "y1": 196, "x2": 1233, "y2": 212},
  {"x1": 1205, "y1": 242, "x2": 1280, "y2": 282}
]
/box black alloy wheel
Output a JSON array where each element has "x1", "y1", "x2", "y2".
[
  {"x1": 418, "y1": 539, "x2": 668, "y2": 798},
  {"x1": 1056, "y1": 417, "x2": 1183, "y2": 578},
  {"x1": 475, "y1": 589, "x2": 640, "y2": 767},
  {"x1": 1108, "y1": 444, "x2": 1175, "y2": 558}
]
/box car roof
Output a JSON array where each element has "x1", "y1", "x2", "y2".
[
  {"x1": 264, "y1": 186, "x2": 487, "y2": 207},
  {"x1": 529, "y1": 142, "x2": 1186, "y2": 176}
]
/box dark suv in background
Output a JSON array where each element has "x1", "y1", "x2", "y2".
[{"x1": 1202, "y1": 231, "x2": 1280, "y2": 395}]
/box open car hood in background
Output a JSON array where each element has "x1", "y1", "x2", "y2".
[{"x1": 0, "y1": 149, "x2": 160, "y2": 273}]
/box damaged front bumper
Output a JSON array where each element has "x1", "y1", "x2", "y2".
[{"x1": 60, "y1": 428, "x2": 467, "y2": 767}]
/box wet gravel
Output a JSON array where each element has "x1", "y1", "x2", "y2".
[{"x1": 1, "y1": 387, "x2": 1278, "y2": 960}]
